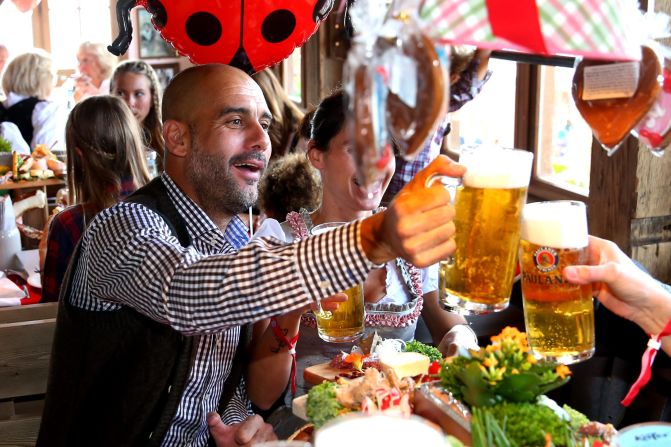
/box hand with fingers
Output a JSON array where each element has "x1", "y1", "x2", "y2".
[
  {"x1": 207, "y1": 413, "x2": 276, "y2": 447},
  {"x1": 360, "y1": 155, "x2": 465, "y2": 268},
  {"x1": 563, "y1": 235, "x2": 671, "y2": 340}
]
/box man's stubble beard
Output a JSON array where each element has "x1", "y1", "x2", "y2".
[{"x1": 186, "y1": 140, "x2": 262, "y2": 217}]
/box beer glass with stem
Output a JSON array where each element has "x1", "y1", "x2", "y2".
[
  {"x1": 426, "y1": 146, "x2": 533, "y2": 315},
  {"x1": 519, "y1": 200, "x2": 594, "y2": 364},
  {"x1": 311, "y1": 222, "x2": 365, "y2": 343}
]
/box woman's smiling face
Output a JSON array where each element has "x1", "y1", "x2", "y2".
[{"x1": 312, "y1": 127, "x2": 395, "y2": 213}]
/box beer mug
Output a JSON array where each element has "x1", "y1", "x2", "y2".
[
  {"x1": 427, "y1": 146, "x2": 533, "y2": 315},
  {"x1": 519, "y1": 200, "x2": 594, "y2": 364},
  {"x1": 311, "y1": 222, "x2": 365, "y2": 343}
]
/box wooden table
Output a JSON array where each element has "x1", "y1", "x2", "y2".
[{"x1": 0, "y1": 179, "x2": 65, "y2": 222}]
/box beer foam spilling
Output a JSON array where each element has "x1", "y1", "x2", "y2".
[
  {"x1": 315, "y1": 414, "x2": 445, "y2": 447},
  {"x1": 460, "y1": 147, "x2": 533, "y2": 189},
  {"x1": 521, "y1": 201, "x2": 588, "y2": 248}
]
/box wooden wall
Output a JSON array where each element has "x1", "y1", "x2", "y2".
[{"x1": 627, "y1": 0, "x2": 671, "y2": 284}]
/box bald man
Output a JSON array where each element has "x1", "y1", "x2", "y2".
[{"x1": 38, "y1": 64, "x2": 464, "y2": 447}]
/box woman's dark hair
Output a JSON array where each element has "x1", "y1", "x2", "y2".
[{"x1": 310, "y1": 90, "x2": 346, "y2": 151}]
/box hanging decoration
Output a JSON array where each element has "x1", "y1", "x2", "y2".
[
  {"x1": 632, "y1": 59, "x2": 671, "y2": 157},
  {"x1": 419, "y1": 0, "x2": 641, "y2": 62},
  {"x1": 344, "y1": 0, "x2": 447, "y2": 190},
  {"x1": 571, "y1": 46, "x2": 662, "y2": 155},
  {"x1": 108, "y1": 0, "x2": 334, "y2": 74}
]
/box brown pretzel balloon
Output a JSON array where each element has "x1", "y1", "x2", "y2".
[
  {"x1": 385, "y1": 31, "x2": 447, "y2": 160},
  {"x1": 572, "y1": 46, "x2": 661, "y2": 154}
]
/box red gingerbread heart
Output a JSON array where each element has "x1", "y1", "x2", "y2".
[{"x1": 572, "y1": 46, "x2": 661, "y2": 153}]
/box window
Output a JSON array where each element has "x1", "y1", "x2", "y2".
[
  {"x1": 47, "y1": 0, "x2": 112, "y2": 70},
  {"x1": 446, "y1": 58, "x2": 517, "y2": 152},
  {"x1": 0, "y1": 2, "x2": 36, "y2": 56},
  {"x1": 282, "y1": 46, "x2": 303, "y2": 105},
  {"x1": 535, "y1": 65, "x2": 592, "y2": 196}
]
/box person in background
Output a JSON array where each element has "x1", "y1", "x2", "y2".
[
  {"x1": 253, "y1": 69, "x2": 304, "y2": 159},
  {"x1": 382, "y1": 46, "x2": 492, "y2": 204},
  {"x1": 111, "y1": 59, "x2": 165, "y2": 174},
  {"x1": 249, "y1": 90, "x2": 477, "y2": 410},
  {"x1": 257, "y1": 152, "x2": 321, "y2": 221},
  {"x1": 73, "y1": 41, "x2": 117, "y2": 103},
  {"x1": 40, "y1": 96, "x2": 150, "y2": 302},
  {"x1": 288, "y1": 108, "x2": 314, "y2": 154},
  {"x1": 38, "y1": 64, "x2": 462, "y2": 446},
  {"x1": 0, "y1": 49, "x2": 66, "y2": 152}
]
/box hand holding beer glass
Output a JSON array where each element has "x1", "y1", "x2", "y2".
[
  {"x1": 519, "y1": 201, "x2": 594, "y2": 364},
  {"x1": 311, "y1": 222, "x2": 365, "y2": 343},
  {"x1": 427, "y1": 146, "x2": 533, "y2": 315}
]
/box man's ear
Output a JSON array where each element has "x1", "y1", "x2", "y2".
[
  {"x1": 307, "y1": 143, "x2": 325, "y2": 169},
  {"x1": 163, "y1": 120, "x2": 190, "y2": 158}
]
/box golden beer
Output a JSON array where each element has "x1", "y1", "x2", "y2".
[
  {"x1": 316, "y1": 283, "x2": 365, "y2": 343},
  {"x1": 519, "y1": 201, "x2": 594, "y2": 364},
  {"x1": 438, "y1": 147, "x2": 533, "y2": 315},
  {"x1": 311, "y1": 222, "x2": 365, "y2": 343}
]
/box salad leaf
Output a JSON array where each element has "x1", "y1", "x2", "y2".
[{"x1": 306, "y1": 382, "x2": 344, "y2": 429}]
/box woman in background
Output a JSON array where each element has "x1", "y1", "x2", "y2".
[
  {"x1": 248, "y1": 90, "x2": 477, "y2": 410},
  {"x1": 73, "y1": 42, "x2": 117, "y2": 103},
  {"x1": 1, "y1": 49, "x2": 66, "y2": 152},
  {"x1": 41, "y1": 96, "x2": 150, "y2": 302},
  {"x1": 111, "y1": 60, "x2": 164, "y2": 174},
  {"x1": 253, "y1": 69, "x2": 304, "y2": 159}
]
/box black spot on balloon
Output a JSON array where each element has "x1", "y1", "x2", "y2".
[
  {"x1": 261, "y1": 10, "x2": 296, "y2": 43},
  {"x1": 185, "y1": 12, "x2": 222, "y2": 46}
]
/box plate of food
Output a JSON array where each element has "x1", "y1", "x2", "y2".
[{"x1": 421, "y1": 327, "x2": 618, "y2": 447}]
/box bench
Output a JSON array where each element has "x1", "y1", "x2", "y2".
[{"x1": 0, "y1": 303, "x2": 57, "y2": 446}]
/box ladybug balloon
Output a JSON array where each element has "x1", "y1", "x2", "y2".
[{"x1": 109, "y1": 0, "x2": 334, "y2": 74}]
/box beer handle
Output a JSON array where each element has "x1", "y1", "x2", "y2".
[{"x1": 424, "y1": 173, "x2": 462, "y2": 204}]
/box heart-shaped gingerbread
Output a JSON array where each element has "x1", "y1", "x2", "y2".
[{"x1": 572, "y1": 46, "x2": 661, "y2": 152}]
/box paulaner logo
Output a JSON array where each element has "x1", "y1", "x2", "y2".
[{"x1": 533, "y1": 247, "x2": 559, "y2": 273}]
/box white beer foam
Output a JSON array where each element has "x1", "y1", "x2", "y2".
[
  {"x1": 521, "y1": 201, "x2": 588, "y2": 248},
  {"x1": 460, "y1": 147, "x2": 533, "y2": 189}
]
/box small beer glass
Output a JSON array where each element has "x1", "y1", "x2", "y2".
[
  {"x1": 427, "y1": 146, "x2": 533, "y2": 315},
  {"x1": 519, "y1": 200, "x2": 594, "y2": 364},
  {"x1": 311, "y1": 222, "x2": 365, "y2": 343}
]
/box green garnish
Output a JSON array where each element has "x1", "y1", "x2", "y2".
[
  {"x1": 0, "y1": 137, "x2": 11, "y2": 153},
  {"x1": 405, "y1": 340, "x2": 442, "y2": 362},
  {"x1": 306, "y1": 382, "x2": 344, "y2": 429}
]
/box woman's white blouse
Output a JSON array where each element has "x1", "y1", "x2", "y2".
[{"x1": 4, "y1": 91, "x2": 67, "y2": 151}]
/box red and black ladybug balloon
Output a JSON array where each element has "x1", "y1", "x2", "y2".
[{"x1": 109, "y1": 0, "x2": 334, "y2": 74}]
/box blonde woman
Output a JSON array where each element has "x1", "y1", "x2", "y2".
[
  {"x1": 74, "y1": 41, "x2": 117, "y2": 103},
  {"x1": 0, "y1": 49, "x2": 66, "y2": 152},
  {"x1": 41, "y1": 95, "x2": 150, "y2": 302}
]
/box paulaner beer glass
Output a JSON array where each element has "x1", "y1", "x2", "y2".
[
  {"x1": 519, "y1": 200, "x2": 594, "y2": 364},
  {"x1": 311, "y1": 222, "x2": 365, "y2": 343},
  {"x1": 430, "y1": 146, "x2": 533, "y2": 315}
]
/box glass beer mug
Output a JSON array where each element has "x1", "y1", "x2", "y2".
[
  {"x1": 427, "y1": 146, "x2": 533, "y2": 315},
  {"x1": 311, "y1": 222, "x2": 365, "y2": 343},
  {"x1": 519, "y1": 200, "x2": 594, "y2": 364}
]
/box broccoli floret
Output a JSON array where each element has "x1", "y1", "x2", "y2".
[
  {"x1": 405, "y1": 340, "x2": 442, "y2": 362},
  {"x1": 486, "y1": 402, "x2": 573, "y2": 446},
  {"x1": 563, "y1": 404, "x2": 589, "y2": 432},
  {"x1": 306, "y1": 382, "x2": 344, "y2": 429}
]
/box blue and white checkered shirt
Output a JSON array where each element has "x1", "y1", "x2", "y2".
[{"x1": 68, "y1": 173, "x2": 373, "y2": 446}]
